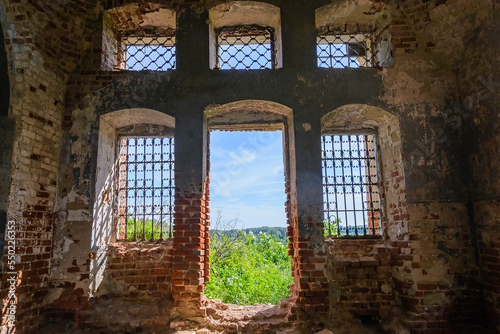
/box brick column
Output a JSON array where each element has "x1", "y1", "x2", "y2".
[
  {"x1": 288, "y1": 213, "x2": 329, "y2": 322},
  {"x1": 290, "y1": 115, "x2": 330, "y2": 324},
  {"x1": 172, "y1": 185, "x2": 209, "y2": 316},
  {"x1": 170, "y1": 104, "x2": 209, "y2": 317}
]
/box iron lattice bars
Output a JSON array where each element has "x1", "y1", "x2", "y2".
[
  {"x1": 322, "y1": 134, "x2": 381, "y2": 237},
  {"x1": 116, "y1": 28, "x2": 176, "y2": 71},
  {"x1": 317, "y1": 24, "x2": 376, "y2": 69},
  {"x1": 118, "y1": 137, "x2": 175, "y2": 240},
  {"x1": 216, "y1": 25, "x2": 275, "y2": 70}
]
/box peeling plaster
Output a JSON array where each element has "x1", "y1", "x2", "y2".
[
  {"x1": 52, "y1": 236, "x2": 74, "y2": 260},
  {"x1": 316, "y1": 0, "x2": 385, "y2": 27}
]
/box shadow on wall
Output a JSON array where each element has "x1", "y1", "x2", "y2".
[
  {"x1": 0, "y1": 21, "x2": 9, "y2": 116},
  {"x1": 0, "y1": 21, "x2": 13, "y2": 274}
]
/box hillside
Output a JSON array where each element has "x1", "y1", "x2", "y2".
[{"x1": 211, "y1": 226, "x2": 287, "y2": 242}]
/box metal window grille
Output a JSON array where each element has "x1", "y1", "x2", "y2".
[
  {"x1": 216, "y1": 25, "x2": 275, "y2": 70},
  {"x1": 116, "y1": 28, "x2": 176, "y2": 71},
  {"x1": 317, "y1": 25, "x2": 375, "y2": 69},
  {"x1": 117, "y1": 137, "x2": 175, "y2": 240},
  {"x1": 322, "y1": 134, "x2": 381, "y2": 237}
]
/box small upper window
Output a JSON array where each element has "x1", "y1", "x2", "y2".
[
  {"x1": 117, "y1": 28, "x2": 176, "y2": 71},
  {"x1": 216, "y1": 25, "x2": 275, "y2": 70},
  {"x1": 322, "y1": 134, "x2": 381, "y2": 237},
  {"x1": 317, "y1": 25, "x2": 375, "y2": 69},
  {"x1": 208, "y1": 2, "x2": 283, "y2": 70}
]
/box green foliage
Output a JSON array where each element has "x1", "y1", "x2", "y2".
[
  {"x1": 205, "y1": 231, "x2": 293, "y2": 305},
  {"x1": 212, "y1": 226, "x2": 287, "y2": 243},
  {"x1": 324, "y1": 219, "x2": 341, "y2": 237},
  {"x1": 125, "y1": 217, "x2": 171, "y2": 240},
  {"x1": 241, "y1": 226, "x2": 287, "y2": 242}
]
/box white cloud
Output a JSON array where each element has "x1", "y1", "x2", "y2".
[
  {"x1": 209, "y1": 131, "x2": 287, "y2": 223},
  {"x1": 272, "y1": 165, "x2": 284, "y2": 176},
  {"x1": 229, "y1": 147, "x2": 256, "y2": 164}
]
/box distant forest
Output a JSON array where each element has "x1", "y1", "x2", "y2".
[{"x1": 211, "y1": 226, "x2": 287, "y2": 242}]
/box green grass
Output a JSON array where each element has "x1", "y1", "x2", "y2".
[
  {"x1": 124, "y1": 217, "x2": 172, "y2": 240},
  {"x1": 204, "y1": 231, "x2": 293, "y2": 305}
]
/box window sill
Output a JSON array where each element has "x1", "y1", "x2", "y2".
[{"x1": 325, "y1": 235, "x2": 382, "y2": 240}]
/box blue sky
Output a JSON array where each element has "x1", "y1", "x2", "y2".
[{"x1": 209, "y1": 131, "x2": 287, "y2": 229}]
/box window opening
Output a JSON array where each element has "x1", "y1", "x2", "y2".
[
  {"x1": 117, "y1": 137, "x2": 175, "y2": 240},
  {"x1": 317, "y1": 25, "x2": 375, "y2": 68},
  {"x1": 216, "y1": 25, "x2": 275, "y2": 70},
  {"x1": 117, "y1": 28, "x2": 176, "y2": 71},
  {"x1": 204, "y1": 130, "x2": 292, "y2": 305},
  {"x1": 322, "y1": 134, "x2": 381, "y2": 236}
]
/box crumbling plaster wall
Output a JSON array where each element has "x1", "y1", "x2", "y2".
[
  {"x1": 0, "y1": 1, "x2": 83, "y2": 332},
  {"x1": 371, "y1": 1, "x2": 490, "y2": 331},
  {"x1": 313, "y1": 0, "x2": 488, "y2": 331},
  {"x1": 0, "y1": 0, "x2": 497, "y2": 332},
  {"x1": 0, "y1": 0, "x2": 105, "y2": 331},
  {"x1": 50, "y1": 1, "x2": 388, "y2": 329}
]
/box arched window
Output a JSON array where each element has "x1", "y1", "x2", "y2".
[
  {"x1": 93, "y1": 108, "x2": 175, "y2": 245},
  {"x1": 208, "y1": 2, "x2": 283, "y2": 70},
  {"x1": 321, "y1": 105, "x2": 407, "y2": 239},
  {"x1": 102, "y1": 3, "x2": 176, "y2": 71}
]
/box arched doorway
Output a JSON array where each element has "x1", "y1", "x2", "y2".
[{"x1": 203, "y1": 100, "x2": 297, "y2": 304}]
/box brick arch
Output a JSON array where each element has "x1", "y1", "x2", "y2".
[
  {"x1": 321, "y1": 104, "x2": 396, "y2": 133},
  {"x1": 103, "y1": 0, "x2": 178, "y2": 11},
  {"x1": 106, "y1": 3, "x2": 176, "y2": 32},
  {"x1": 203, "y1": 99, "x2": 296, "y2": 238},
  {"x1": 203, "y1": 99, "x2": 295, "y2": 217},
  {"x1": 100, "y1": 107, "x2": 175, "y2": 128},
  {"x1": 208, "y1": 1, "x2": 281, "y2": 29},
  {"x1": 315, "y1": 0, "x2": 387, "y2": 28},
  {"x1": 205, "y1": 99, "x2": 293, "y2": 129}
]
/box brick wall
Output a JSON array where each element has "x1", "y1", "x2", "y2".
[
  {"x1": 101, "y1": 12, "x2": 120, "y2": 71},
  {"x1": 42, "y1": 239, "x2": 174, "y2": 332},
  {"x1": 104, "y1": 241, "x2": 173, "y2": 298},
  {"x1": 399, "y1": 203, "x2": 483, "y2": 333},
  {"x1": 0, "y1": 1, "x2": 69, "y2": 329},
  {"x1": 326, "y1": 238, "x2": 393, "y2": 322},
  {"x1": 476, "y1": 199, "x2": 500, "y2": 332},
  {"x1": 0, "y1": 1, "x2": 495, "y2": 333},
  {"x1": 171, "y1": 184, "x2": 210, "y2": 316},
  {"x1": 288, "y1": 215, "x2": 329, "y2": 323},
  {"x1": 45, "y1": 239, "x2": 174, "y2": 331},
  {"x1": 0, "y1": 0, "x2": 113, "y2": 329}
]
